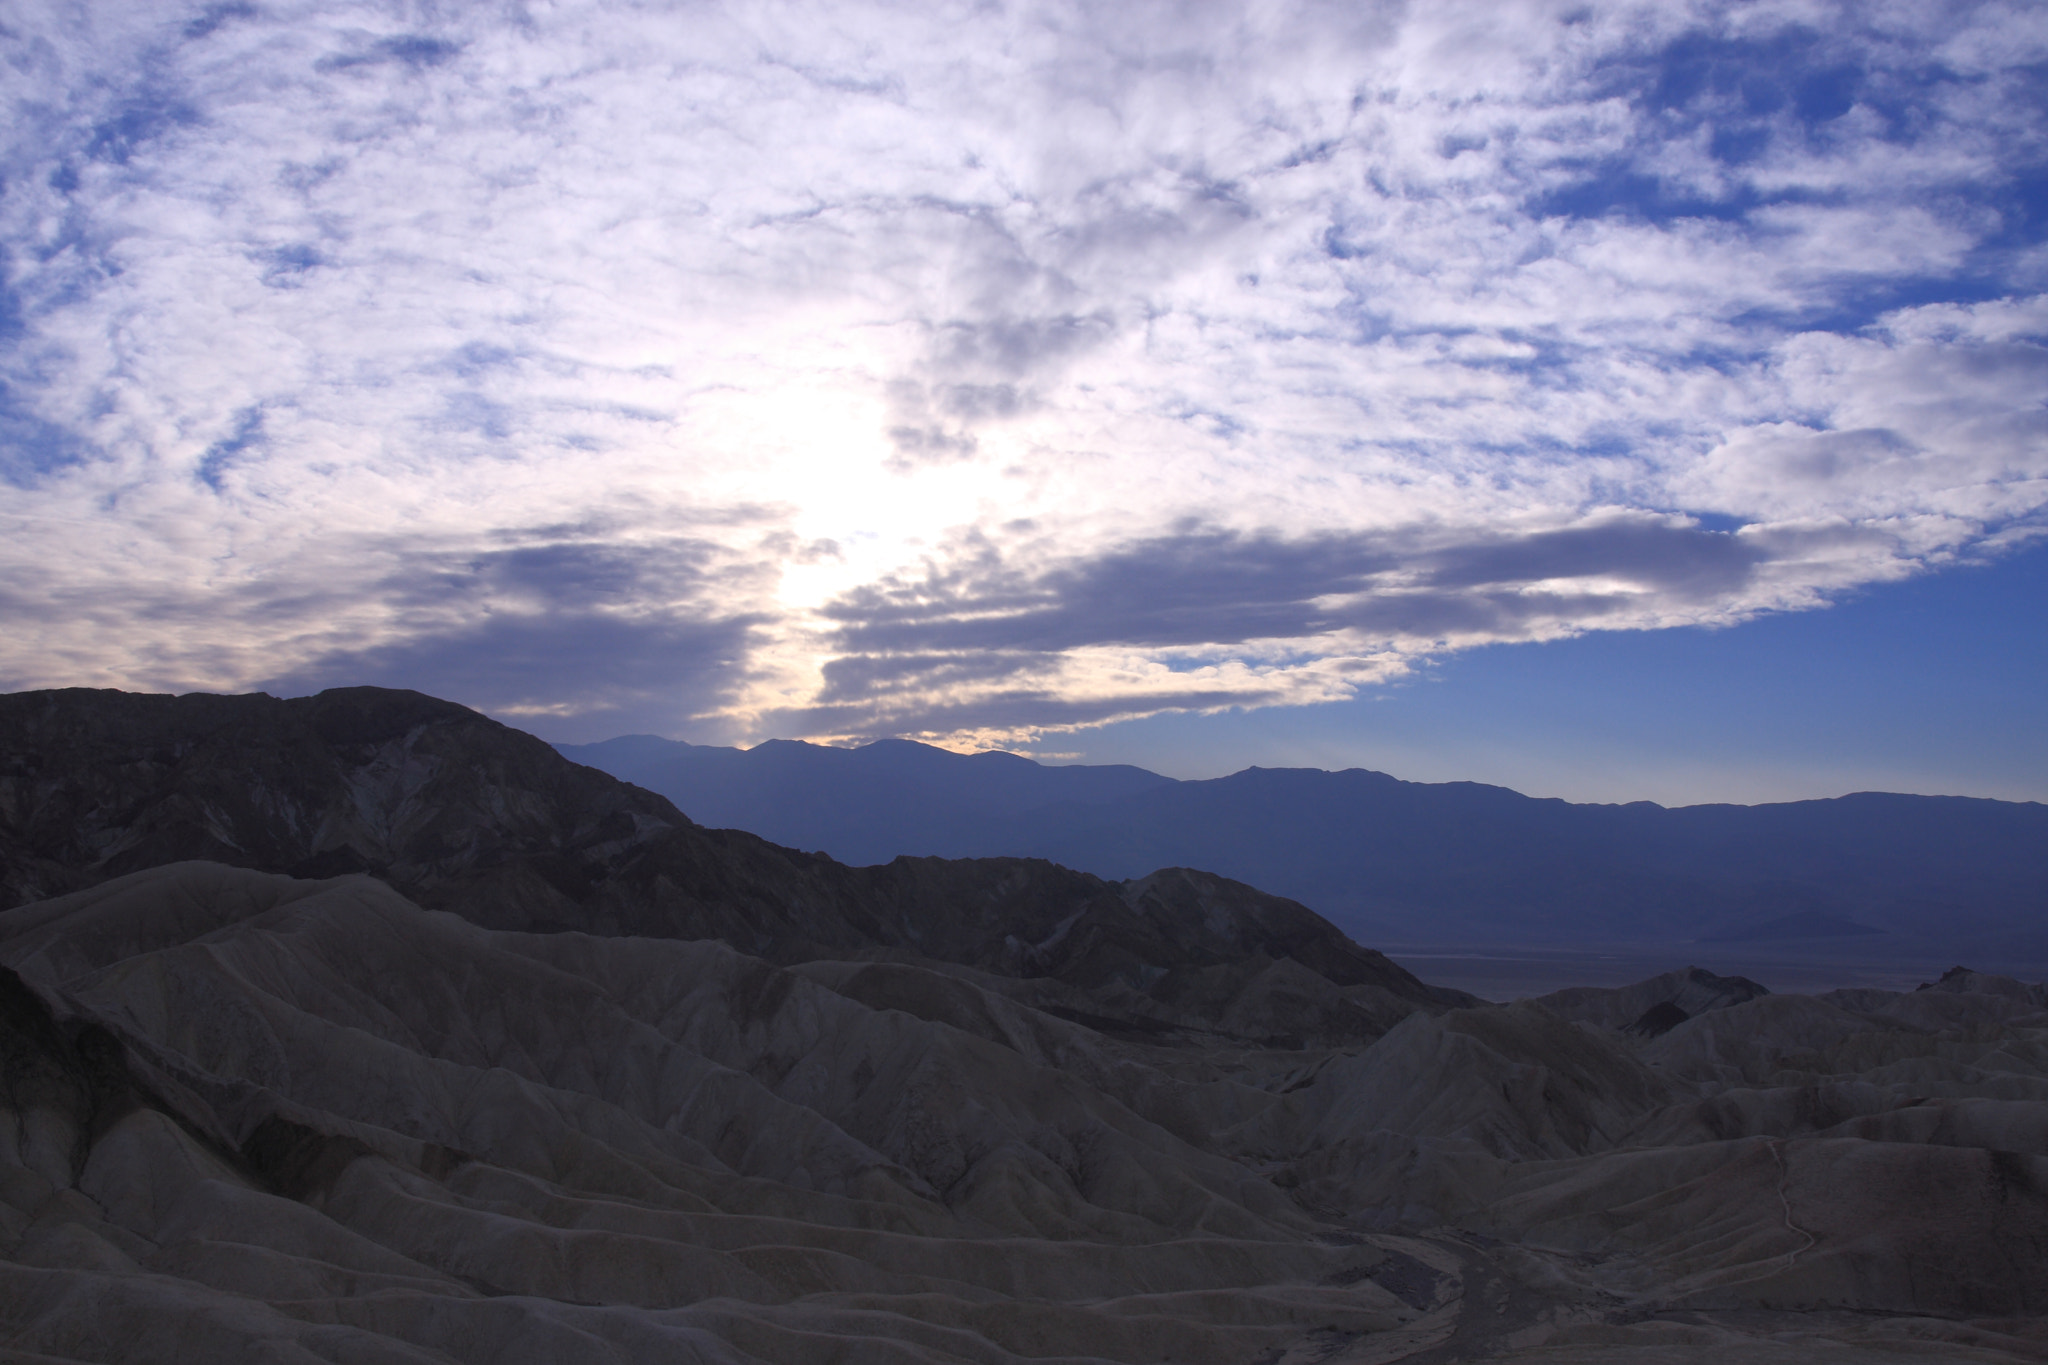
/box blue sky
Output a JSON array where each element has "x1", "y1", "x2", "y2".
[
  {"x1": 1, "y1": 0, "x2": 2044, "y2": 804},
  {"x1": 1047, "y1": 533, "x2": 2048, "y2": 802}
]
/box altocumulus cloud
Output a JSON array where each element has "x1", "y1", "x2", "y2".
[{"x1": 0, "y1": 0, "x2": 2043, "y2": 743}]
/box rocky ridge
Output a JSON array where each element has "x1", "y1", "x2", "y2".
[{"x1": 0, "y1": 686, "x2": 1458, "y2": 1044}]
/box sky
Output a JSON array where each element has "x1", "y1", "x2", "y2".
[
  {"x1": 1056, "y1": 534, "x2": 2048, "y2": 802},
  {"x1": 2, "y1": 0, "x2": 2044, "y2": 803}
]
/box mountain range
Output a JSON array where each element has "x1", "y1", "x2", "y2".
[
  {"x1": 0, "y1": 688, "x2": 1449, "y2": 1036},
  {"x1": 558, "y1": 733, "x2": 2048, "y2": 957},
  {"x1": 4, "y1": 686, "x2": 2048, "y2": 1363}
]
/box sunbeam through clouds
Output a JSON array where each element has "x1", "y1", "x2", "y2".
[{"x1": 1, "y1": 0, "x2": 2043, "y2": 745}]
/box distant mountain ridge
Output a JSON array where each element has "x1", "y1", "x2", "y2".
[
  {"x1": 558, "y1": 734, "x2": 2048, "y2": 955},
  {"x1": 0, "y1": 686, "x2": 1461, "y2": 1044},
  {"x1": 560, "y1": 733, "x2": 1176, "y2": 852}
]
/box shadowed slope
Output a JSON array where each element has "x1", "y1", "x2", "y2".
[
  {"x1": 0, "y1": 687, "x2": 1458, "y2": 1041},
  {"x1": 8, "y1": 864, "x2": 2048, "y2": 1362},
  {"x1": 0, "y1": 863, "x2": 1448, "y2": 1364}
]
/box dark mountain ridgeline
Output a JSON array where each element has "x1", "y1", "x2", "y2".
[
  {"x1": 561, "y1": 733, "x2": 2048, "y2": 952},
  {"x1": 564, "y1": 732, "x2": 1176, "y2": 856},
  {"x1": 0, "y1": 686, "x2": 1459, "y2": 1040}
]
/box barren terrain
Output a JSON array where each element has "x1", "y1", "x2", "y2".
[{"x1": 2, "y1": 688, "x2": 2045, "y2": 1363}]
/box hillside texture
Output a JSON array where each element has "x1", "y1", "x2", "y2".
[{"x1": 2, "y1": 688, "x2": 2046, "y2": 1363}]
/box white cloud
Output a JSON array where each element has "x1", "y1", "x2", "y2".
[{"x1": 0, "y1": 0, "x2": 2043, "y2": 743}]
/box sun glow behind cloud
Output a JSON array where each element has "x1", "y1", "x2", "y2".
[{"x1": 1, "y1": 0, "x2": 2044, "y2": 744}]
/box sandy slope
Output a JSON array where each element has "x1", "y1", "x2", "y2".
[{"x1": 4, "y1": 863, "x2": 2048, "y2": 1363}]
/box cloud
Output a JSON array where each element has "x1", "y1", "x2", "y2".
[
  {"x1": 763, "y1": 682, "x2": 1302, "y2": 749},
  {"x1": 827, "y1": 518, "x2": 1768, "y2": 659},
  {"x1": 264, "y1": 610, "x2": 763, "y2": 741},
  {"x1": 0, "y1": 509, "x2": 783, "y2": 740},
  {"x1": 797, "y1": 513, "x2": 1771, "y2": 739},
  {"x1": 314, "y1": 34, "x2": 464, "y2": 73},
  {"x1": 823, "y1": 526, "x2": 1400, "y2": 656},
  {"x1": 268, "y1": 530, "x2": 782, "y2": 737},
  {"x1": 1422, "y1": 520, "x2": 1762, "y2": 596},
  {"x1": 0, "y1": 0, "x2": 2043, "y2": 746}
]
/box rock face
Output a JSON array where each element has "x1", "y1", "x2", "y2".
[{"x1": 4, "y1": 687, "x2": 2048, "y2": 1363}]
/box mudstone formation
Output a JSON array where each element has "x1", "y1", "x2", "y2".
[{"x1": 1, "y1": 686, "x2": 2045, "y2": 1364}]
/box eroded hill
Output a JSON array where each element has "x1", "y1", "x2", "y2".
[{"x1": 2, "y1": 687, "x2": 2046, "y2": 1363}]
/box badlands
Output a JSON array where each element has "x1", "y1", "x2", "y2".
[{"x1": 1, "y1": 686, "x2": 2046, "y2": 1363}]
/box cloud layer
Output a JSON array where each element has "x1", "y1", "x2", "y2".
[{"x1": 1, "y1": 0, "x2": 2044, "y2": 743}]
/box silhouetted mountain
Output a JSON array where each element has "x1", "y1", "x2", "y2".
[
  {"x1": 563, "y1": 732, "x2": 1174, "y2": 854},
  {"x1": 0, "y1": 687, "x2": 1458, "y2": 1039},
  {"x1": 561, "y1": 735, "x2": 2048, "y2": 953}
]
